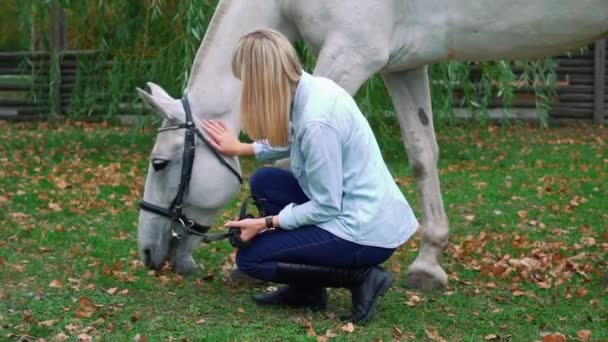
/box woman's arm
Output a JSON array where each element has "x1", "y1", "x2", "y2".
[
  {"x1": 277, "y1": 122, "x2": 343, "y2": 229},
  {"x1": 201, "y1": 120, "x2": 289, "y2": 160}
]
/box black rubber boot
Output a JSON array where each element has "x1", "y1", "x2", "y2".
[
  {"x1": 252, "y1": 285, "x2": 328, "y2": 311},
  {"x1": 271, "y1": 262, "x2": 394, "y2": 325}
]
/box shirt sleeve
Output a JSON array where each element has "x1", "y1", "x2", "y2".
[
  {"x1": 251, "y1": 140, "x2": 291, "y2": 162},
  {"x1": 278, "y1": 122, "x2": 343, "y2": 229}
]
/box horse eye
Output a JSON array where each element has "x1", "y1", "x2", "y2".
[{"x1": 152, "y1": 159, "x2": 170, "y2": 171}]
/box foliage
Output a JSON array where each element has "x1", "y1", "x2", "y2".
[
  {"x1": 9, "y1": 1, "x2": 561, "y2": 126},
  {"x1": 1, "y1": 121, "x2": 606, "y2": 340}
]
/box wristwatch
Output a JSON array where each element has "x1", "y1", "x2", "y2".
[{"x1": 265, "y1": 216, "x2": 274, "y2": 229}]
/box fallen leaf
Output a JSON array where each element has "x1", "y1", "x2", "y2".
[
  {"x1": 196, "y1": 318, "x2": 206, "y2": 324},
  {"x1": 119, "y1": 289, "x2": 129, "y2": 296},
  {"x1": 484, "y1": 334, "x2": 499, "y2": 340},
  {"x1": 49, "y1": 278, "x2": 63, "y2": 289},
  {"x1": 65, "y1": 323, "x2": 79, "y2": 333},
  {"x1": 39, "y1": 319, "x2": 58, "y2": 327},
  {"x1": 106, "y1": 287, "x2": 118, "y2": 295},
  {"x1": 76, "y1": 297, "x2": 96, "y2": 318},
  {"x1": 133, "y1": 333, "x2": 148, "y2": 342},
  {"x1": 79, "y1": 296, "x2": 95, "y2": 309},
  {"x1": 340, "y1": 322, "x2": 355, "y2": 333},
  {"x1": 77, "y1": 333, "x2": 92, "y2": 342},
  {"x1": 51, "y1": 333, "x2": 69, "y2": 342},
  {"x1": 574, "y1": 287, "x2": 588, "y2": 298},
  {"x1": 577, "y1": 330, "x2": 591, "y2": 341},
  {"x1": 48, "y1": 202, "x2": 62, "y2": 212},
  {"x1": 76, "y1": 308, "x2": 93, "y2": 318},
  {"x1": 541, "y1": 333, "x2": 566, "y2": 342},
  {"x1": 304, "y1": 322, "x2": 316, "y2": 337},
  {"x1": 237, "y1": 307, "x2": 245, "y2": 314}
]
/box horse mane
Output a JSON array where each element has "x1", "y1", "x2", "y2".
[{"x1": 187, "y1": 0, "x2": 233, "y2": 89}]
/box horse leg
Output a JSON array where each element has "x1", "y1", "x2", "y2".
[
  {"x1": 173, "y1": 235, "x2": 202, "y2": 275},
  {"x1": 312, "y1": 36, "x2": 388, "y2": 95},
  {"x1": 382, "y1": 66, "x2": 450, "y2": 290}
]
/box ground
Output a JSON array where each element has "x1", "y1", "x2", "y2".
[{"x1": 0, "y1": 120, "x2": 606, "y2": 341}]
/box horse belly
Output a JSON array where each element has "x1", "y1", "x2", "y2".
[{"x1": 443, "y1": 0, "x2": 608, "y2": 60}]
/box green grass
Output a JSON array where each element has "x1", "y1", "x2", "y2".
[{"x1": 0, "y1": 120, "x2": 606, "y2": 341}]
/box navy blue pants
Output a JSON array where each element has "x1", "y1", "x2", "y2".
[{"x1": 236, "y1": 167, "x2": 395, "y2": 282}]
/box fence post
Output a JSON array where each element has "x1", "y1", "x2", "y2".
[
  {"x1": 50, "y1": 0, "x2": 67, "y2": 117},
  {"x1": 593, "y1": 39, "x2": 605, "y2": 124}
]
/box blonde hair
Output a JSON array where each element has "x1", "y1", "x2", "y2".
[{"x1": 231, "y1": 28, "x2": 302, "y2": 146}]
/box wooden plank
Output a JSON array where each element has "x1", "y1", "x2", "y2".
[
  {"x1": 568, "y1": 75, "x2": 594, "y2": 85},
  {"x1": 558, "y1": 93, "x2": 595, "y2": 102},
  {"x1": 557, "y1": 66, "x2": 594, "y2": 75},
  {"x1": 594, "y1": 39, "x2": 606, "y2": 124},
  {"x1": 552, "y1": 102, "x2": 594, "y2": 109},
  {"x1": 550, "y1": 108, "x2": 593, "y2": 118}
]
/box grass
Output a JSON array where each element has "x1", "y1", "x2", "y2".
[{"x1": 0, "y1": 120, "x2": 606, "y2": 341}]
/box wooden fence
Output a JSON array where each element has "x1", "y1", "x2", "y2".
[{"x1": 0, "y1": 39, "x2": 606, "y2": 124}]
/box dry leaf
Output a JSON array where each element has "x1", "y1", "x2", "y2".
[
  {"x1": 340, "y1": 322, "x2": 355, "y2": 333},
  {"x1": 484, "y1": 334, "x2": 499, "y2": 340},
  {"x1": 51, "y1": 333, "x2": 69, "y2": 342},
  {"x1": 39, "y1": 319, "x2": 58, "y2": 327},
  {"x1": 541, "y1": 333, "x2": 566, "y2": 342},
  {"x1": 48, "y1": 202, "x2": 62, "y2": 212},
  {"x1": 75, "y1": 308, "x2": 94, "y2": 318},
  {"x1": 79, "y1": 296, "x2": 95, "y2": 309},
  {"x1": 76, "y1": 296, "x2": 96, "y2": 318},
  {"x1": 577, "y1": 330, "x2": 591, "y2": 341},
  {"x1": 106, "y1": 287, "x2": 118, "y2": 295},
  {"x1": 77, "y1": 333, "x2": 92, "y2": 342},
  {"x1": 119, "y1": 289, "x2": 129, "y2": 295},
  {"x1": 134, "y1": 333, "x2": 148, "y2": 342},
  {"x1": 574, "y1": 287, "x2": 588, "y2": 298},
  {"x1": 49, "y1": 278, "x2": 63, "y2": 289},
  {"x1": 196, "y1": 318, "x2": 206, "y2": 324},
  {"x1": 237, "y1": 307, "x2": 245, "y2": 314},
  {"x1": 304, "y1": 322, "x2": 316, "y2": 337}
]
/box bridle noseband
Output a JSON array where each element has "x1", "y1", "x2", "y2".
[{"x1": 139, "y1": 96, "x2": 256, "y2": 247}]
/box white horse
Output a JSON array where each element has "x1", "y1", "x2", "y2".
[{"x1": 136, "y1": 0, "x2": 608, "y2": 288}]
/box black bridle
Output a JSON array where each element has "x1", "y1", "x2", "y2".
[{"x1": 139, "y1": 96, "x2": 257, "y2": 248}]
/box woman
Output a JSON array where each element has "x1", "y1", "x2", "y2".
[{"x1": 201, "y1": 28, "x2": 418, "y2": 325}]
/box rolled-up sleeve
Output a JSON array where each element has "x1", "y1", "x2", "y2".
[
  {"x1": 278, "y1": 122, "x2": 343, "y2": 229},
  {"x1": 252, "y1": 140, "x2": 290, "y2": 162}
]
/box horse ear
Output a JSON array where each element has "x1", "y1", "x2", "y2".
[
  {"x1": 146, "y1": 82, "x2": 173, "y2": 101},
  {"x1": 136, "y1": 87, "x2": 183, "y2": 121}
]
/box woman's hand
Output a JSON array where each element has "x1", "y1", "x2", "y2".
[
  {"x1": 200, "y1": 120, "x2": 245, "y2": 157},
  {"x1": 224, "y1": 217, "x2": 267, "y2": 241}
]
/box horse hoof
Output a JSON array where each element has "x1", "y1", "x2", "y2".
[
  {"x1": 174, "y1": 258, "x2": 197, "y2": 275},
  {"x1": 405, "y1": 269, "x2": 446, "y2": 291}
]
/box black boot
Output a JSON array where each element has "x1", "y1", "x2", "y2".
[
  {"x1": 272, "y1": 262, "x2": 394, "y2": 325},
  {"x1": 252, "y1": 285, "x2": 328, "y2": 311}
]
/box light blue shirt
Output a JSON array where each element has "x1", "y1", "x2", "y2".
[{"x1": 252, "y1": 71, "x2": 418, "y2": 248}]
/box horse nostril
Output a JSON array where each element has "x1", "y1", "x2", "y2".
[{"x1": 143, "y1": 249, "x2": 152, "y2": 268}]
